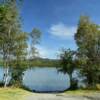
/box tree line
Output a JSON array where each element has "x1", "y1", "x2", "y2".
[{"x1": 29, "y1": 58, "x2": 59, "y2": 67}]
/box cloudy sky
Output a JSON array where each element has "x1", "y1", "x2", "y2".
[{"x1": 21, "y1": 0, "x2": 100, "y2": 59}]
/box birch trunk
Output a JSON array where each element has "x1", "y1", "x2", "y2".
[
  {"x1": 4, "y1": 26, "x2": 11, "y2": 87},
  {"x1": 4, "y1": 67, "x2": 9, "y2": 87}
]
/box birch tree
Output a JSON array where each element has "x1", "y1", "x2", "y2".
[{"x1": 0, "y1": 1, "x2": 23, "y2": 87}]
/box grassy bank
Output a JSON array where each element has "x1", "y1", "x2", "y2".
[
  {"x1": 0, "y1": 88, "x2": 100, "y2": 100},
  {"x1": 0, "y1": 88, "x2": 32, "y2": 100},
  {"x1": 64, "y1": 89, "x2": 100, "y2": 96}
]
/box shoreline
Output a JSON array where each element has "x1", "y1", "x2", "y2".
[{"x1": 0, "y1": 88, "x2": 100, "y2": 100}]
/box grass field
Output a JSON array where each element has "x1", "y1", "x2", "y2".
[
  {"x1": 0, "y1": 88, "x2": 100, "y2": 100},
  {"x1": 64, "y1": 89, "x2": 100, "y2": 96},
  {"x1": 0, "y1": 88, "x2": 32, "y2": 100}
]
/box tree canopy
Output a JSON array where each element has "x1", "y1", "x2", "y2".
[
  {"x1": 75, "y1": 16, "x2": 100, "y2": 87},
  {"x1": 0, "y1": 0, "x2": 42, "y2": 87}
]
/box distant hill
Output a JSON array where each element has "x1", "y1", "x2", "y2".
[{"x1": 29, "y1": 57, "x2": 60, "y2": 67}]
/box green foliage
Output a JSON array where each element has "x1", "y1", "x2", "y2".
[
  {"x1": 75, "y1": 16, "x2": 100, "y2": 87},
  {"x1": 0, "y1": 0, "x2": 42, "y2": 87},
  {"x1": 58, "y1": 49, "x2": 78, "y2": 89},
  {"x1": 0, "y1": 1, "x2": 21, "y2": 87},
  {"x1": 58, "y1": 49, "x2": 76, "y2": 74},
  {"x1": 0, "y1": 0, "x2": 28, "y2": 87}
]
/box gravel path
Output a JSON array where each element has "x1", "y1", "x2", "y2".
[{"x1": 24, "y1": 93, "x2": 97, "y2": 100}]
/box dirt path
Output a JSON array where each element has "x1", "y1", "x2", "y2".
[{"x1": 24, "y1": 93, "x2": 96, "y2": 100}]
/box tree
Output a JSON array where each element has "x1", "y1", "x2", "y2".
[
  {"x1": 75, "y1": 16, "x2": 100, "y2": 87},
  {"x1": 58, "y1": 49, "x2": 77, "y2": 89},
  {"x1": 0, "y1": 3, "x2": 18, "y2": 87},
  {"x1": 10, "y1": 32, "x2": 28, "y2": 87},
  {"x1": 0, "y1": 0, "x2": 42, "y2": 87},
  {"x1": 0, "y1": 0, "x2": 28, "y2": 87},
  {"x1": 29, "y1": 28, "x2": 41, "y2": 60}
]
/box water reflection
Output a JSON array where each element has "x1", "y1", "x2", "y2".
[
  {"x1": 0, "y1": 67, "x2": 70, "y2": 92},
  {"x1": 23, "y1": 67, "x2": 70, "y2": 92}
]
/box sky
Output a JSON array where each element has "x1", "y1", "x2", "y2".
[{"x1": 21, "y1": 0, "x2": 100, "y2": 59}]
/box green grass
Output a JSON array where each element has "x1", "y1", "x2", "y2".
[
  {"x1": 0, "y1": 88, "x2": 100, "y2": 100},
  {"x1": 0, "y1": 87, "x2": 32, "y2": 100},
  {"x1": 65, "y1": 89, "x2": 100, "y2": 96}
]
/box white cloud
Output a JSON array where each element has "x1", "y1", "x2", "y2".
[
  {"x1": 49, "y1": 23, "x2": 77, "y2": 39},
  {"x1": 27, "y1": 44, "x2": 58, "y2": 59},
  {"x1": 27, "y1": 44, "x2": 39, "y2": 59},
  {"x1": 36, "y1": 46, "x2": 48, "y2": 58},
  {"x1": 36, "y1": 46, "x2": 57, "y2": 59}
]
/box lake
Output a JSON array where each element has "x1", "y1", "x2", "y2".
[{"x1": 0, "y1": 67, "x2": 70, "y2": 92}]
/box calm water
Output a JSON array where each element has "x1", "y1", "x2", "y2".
[
  {"x1": 0, "y1": 67, "x2": 4, "y2": 83},
  {"x1": 0, "y1": 67, "x2": 70, "y2": 92}
]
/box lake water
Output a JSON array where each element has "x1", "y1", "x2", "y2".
[{"x1": 0, "y1": 67, "x2": 70, "y2": 92}]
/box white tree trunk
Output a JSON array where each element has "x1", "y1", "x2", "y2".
[
  {"x1": 4, "y1": 67, "x2": 9, "y2": 87},
  {"x1": 4, "y1": 26, "x2": 11, "y2": 87}
]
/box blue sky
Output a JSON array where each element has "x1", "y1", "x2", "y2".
[{"x1": 21, "y1": 0, "x2": 100, "y2": 59}]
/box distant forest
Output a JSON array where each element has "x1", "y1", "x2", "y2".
[{"x1": 29, "y1": 58, "x2": 59, "y2": 67}]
